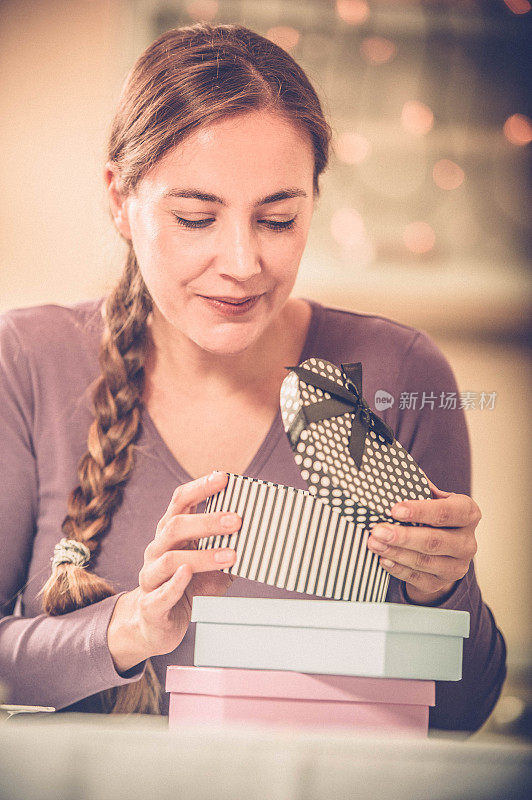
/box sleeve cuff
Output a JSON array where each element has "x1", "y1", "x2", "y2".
[
  {"x1": 396, "y1": 572, "x2": 472, "y2": 611},
  {"x1": 88, "y1": 593, "x2": 146, "y2": 686}
]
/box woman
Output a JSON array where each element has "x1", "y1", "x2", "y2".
[{"x1": 0, "y1": 23, "x2": 505, "y2": 728}]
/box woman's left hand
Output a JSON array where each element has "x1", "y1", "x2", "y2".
[{"x1": 367, "y1": 480, "x2": 481, "y2": 605}]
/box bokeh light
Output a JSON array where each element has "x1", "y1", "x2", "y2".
[
  {"x1": 266, "y1": 26, "x2": 300, "y2": 52},
  {"x1": 334, "y1": 132, "x2": 372, "y2": 164},
  {"x1": 360, "y1": 37, "x2": 397, "y2": 65},
  {"x1": 502, "y1": 0, "x2": 531, "y2": 14},
  {"x1": 503, "y1": 114, "x2": 532, "y2": 146},
  {"x1": 401, "y1": 101, "x2": 434, "y2": 136},
  {"x1": 433, "y1": 159, "x2": 465, "y2": 191},
  {"x1": 330, "y1": 208, "x2": 366, "y2": 249},
  {"x1": 403, "y1": 221, "x2": 436, "y2": 255},
  {"x1": 184, "y1": 0, "x2": 218, "y2": 22},
  {"x1": 330, "y1": 208, "x2": 375, "y2": 266},
  {"x1": 335, "y1": 0, "x2": 370, "y2": 25}
]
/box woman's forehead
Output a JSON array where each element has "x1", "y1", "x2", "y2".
[{"x1": 139, "y1": 110, "x2": 315, "y2": 201}]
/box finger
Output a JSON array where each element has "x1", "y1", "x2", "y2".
[
  {"x1": 388, "y1": 493, "x2": 481, "y2": 529},
  {"x1": 187, "y1": 570, "x2": 236, "y2": 599},
  {"x1": 378, "y1": 558, "x2": 447, "y2": 595},
  {"x1": 147, "y1": 511, "x2": 241, "y2": 560},
  {"x1": 140, "y1": 546, "x2": 237, "y2": 592},
  {"x1": 426, "y1": 478, "x2": 452, "y2": 499},
  {"x1": 369, "y1": 523, "x2": 477, "y2": 560},
  {"x1": 141, "y1": 563, "x2": 193, "y2": 619},
  {"x1": 156, "y1": 471, "x2": 229, "y2": 532},
  {"x1": 367, "y1": 538, "x2": 469, "y2": 582}
]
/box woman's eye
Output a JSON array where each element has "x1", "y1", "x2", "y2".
[
  {"x1": 173, "y1": 215, "x2": 214, "y2": 229},
  {"x1": 172, "y1": 214, "x2": 296, "y2": 231},
  {"x1": 260, "y1": 217, "x2": 297, "y2": 232}
]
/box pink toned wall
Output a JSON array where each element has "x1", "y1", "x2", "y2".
[{"x1": 1, "y1": 0, "x2": 530, "y2": 692}]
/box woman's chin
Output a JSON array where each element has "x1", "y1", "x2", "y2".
[
  {"x1": 187, "y1": 321, "x2": 265, "y2": 357},
  {"x1": 194, "y1": 333, "x2": 260, "y2": 357}
]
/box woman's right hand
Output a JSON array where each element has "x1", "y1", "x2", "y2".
[{"x1": 107, "y1": 471, "x2": 241, "y2": 673}]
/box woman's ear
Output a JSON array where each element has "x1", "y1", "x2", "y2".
[{"x1": 104, "y1": 163, "x2": 132, "y2": 240}]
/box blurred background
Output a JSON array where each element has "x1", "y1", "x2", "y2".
[{"x1": 1, "y1": 0, "x2": 531, "y2": 738}]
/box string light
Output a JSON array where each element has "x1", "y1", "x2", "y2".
[
  {"x1": 360, "y1": 37, "x2": 397, "y2": 65},
  {"x1": 335, "y1": 0, "x2": 370, "y2": 25},
  {"x1": 433, "y1": 159, "x2": 465, "y2": 191},
  {"x1": 401, "y1": 101, "x2": 434, "y2": 136},
  {"x1": 334, "y1": 132, "x2": 372, "y2": 164},
  {"x1": 403, "y1": 222, "x2": 435, "y2": 255},
  {"x1": 266, "y1": 26, "x2": 300, "y2": 52},
  {"x1": 503, "y1": 114, "x2": 532, "y2": 146},
  {"x1": 184, "y1": 0, "x2": 218, "y2": 22}
]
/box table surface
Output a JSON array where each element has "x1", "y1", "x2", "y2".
[{"x1": 0, "y1": 713, "x2": 530, "y2": 800}]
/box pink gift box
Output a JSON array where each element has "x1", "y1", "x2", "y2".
[{"x1": 166, "y1": 666, "x2": 435, "y2": 736}]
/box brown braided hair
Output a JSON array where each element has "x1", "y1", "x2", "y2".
[{"x1": 40, "y1": 22, "x2": 331, "y2": 714}]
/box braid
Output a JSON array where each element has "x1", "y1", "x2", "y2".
[
  {"x1": 41, "y1": 249, "x2": 161, "y2": 714},
  {"x1": 38, "y1": 21, "x2": 332, "y2": 715}
]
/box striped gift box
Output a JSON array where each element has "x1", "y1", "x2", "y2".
[{"x1": 199, "y1": 473, "x2": 390, "y2": 602}]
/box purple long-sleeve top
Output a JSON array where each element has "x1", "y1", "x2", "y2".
[{"x1": 0, "y1": 299, "x2": 506, "y2": 729}]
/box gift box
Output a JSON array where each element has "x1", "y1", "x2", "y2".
[
  {"x1": 200, "y1": 474, "x2": 390, "y2": 602},
  {"x1": 191, "y1": 597, "x2": 470, "y2": 681},
  {"x1": 199, "y1": 359, "x2": 433, "y2": 603},
  {"x1": 166, "y1": 666, "x2": 435, "y2": 736},
  {"x1": 280, "y1": 358, "x2": 432, "y2": 521}
]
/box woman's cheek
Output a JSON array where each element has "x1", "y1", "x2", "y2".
[{"x1": 279, "y1": 235, "x2": 308, "y2": 284}]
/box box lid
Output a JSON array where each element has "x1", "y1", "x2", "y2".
[
  {"x1": 191, "y1": 597, "x2": 470, "y2": 639},
  {"x1": 166, "y1": 666, "x2": 435, "y2": 706}
]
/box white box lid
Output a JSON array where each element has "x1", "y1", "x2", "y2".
[{"x1": 191, "y1": 597, "x2": 470, "y2": 639}]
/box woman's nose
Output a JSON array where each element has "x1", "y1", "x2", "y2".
[{"x1": 217, "y1": 220, "x2": 262, "y2": 282}]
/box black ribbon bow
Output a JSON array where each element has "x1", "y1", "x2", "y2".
[{"x1": 284, "y1": 361, "x2": 394, "y2": 470}]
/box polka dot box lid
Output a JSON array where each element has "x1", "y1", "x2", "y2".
[
  {"x1": 200, "y1": 359, "x2": 431, "y2": 603},
  {"x1": 281, "y1": 358, "x2": 431, "y2": 522}
]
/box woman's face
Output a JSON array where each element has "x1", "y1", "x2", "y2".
[{"x1": 108, "y1": 110, "x2": 316, "y2": 356}]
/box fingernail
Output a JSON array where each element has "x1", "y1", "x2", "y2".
[
  {"x1": 372, "y1": 525, "x2": 394, "y2": 542},
  {"x1": 392, "y1": 504, "x2": 411, "y2": 521},
  {"x1": 221, "y1": 513, "x2": 240, "y2": 530},
  {"x1": 177, "y1": 564, "x2": 191, "y2": 580},
  {"x1": 380, "y1": 558, "x2": 395, "y2": 569},
  {"x1": 214, "y1": 549, "x2": 235, "y2": 563},
  {"x1": 208, "y1": 470, "x2": 222, "y2": 481}
]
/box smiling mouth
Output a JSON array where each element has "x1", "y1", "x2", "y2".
[
  {"x1": 201, "y1": 295, "x2": 261, "y2": 304},
  {"x1": 198, "y1": 294, "x2": 263, "y2": 315}
]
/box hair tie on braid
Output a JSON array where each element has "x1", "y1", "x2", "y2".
[{"x1": 51, "y1": 539, "x2": 91, "y2": 571}]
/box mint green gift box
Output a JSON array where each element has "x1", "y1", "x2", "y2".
[{"x1": 192, "y1": 597, "x2": 469, "y2": 681}]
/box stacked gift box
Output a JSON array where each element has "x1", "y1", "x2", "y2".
[
  {"x1": 167, "y1": 359, "x2": 470, "y2": 736},
  {"x1": 166, "y1": 597, "x2": 469, "y2": 736}
]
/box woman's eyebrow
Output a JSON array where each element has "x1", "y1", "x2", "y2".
[
  {"x1": 162, "y1": 188, "x2": 307, "y2": 206},
  {"x1": 256, "y1": 188, "x2": 307, "y2": 205}
]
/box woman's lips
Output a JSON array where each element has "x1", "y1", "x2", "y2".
[{"x1": 199, "y1": 294, "x2": 262, "y2": 316}]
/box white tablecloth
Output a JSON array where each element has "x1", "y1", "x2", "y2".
[{"x1": 0, "y1": 715, "x2": 530, "y2": 800}]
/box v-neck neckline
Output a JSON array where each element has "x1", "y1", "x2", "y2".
[{"x1": 141, "y1": 298, "x2": 323, "y2": 483}]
